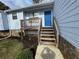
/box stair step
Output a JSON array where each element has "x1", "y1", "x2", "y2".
[
  {"x1": 41, "y1": 29, "x2": 54, "y2": 31},
  {"x1": 40, "y1": 34, "x2": 55, "y2": 37},
  {"x1": 41, "y1": 27, "x2": 53, "y2": 29},
  {"x1": 40, "y1": 41, "x2": 56, "y2": 45},
  {"x1": 40, "y1": 38, "x2": 56, "y2": 40},
  {"x1": 41, "y1": 31, "x2": 54, "y2": 34}
]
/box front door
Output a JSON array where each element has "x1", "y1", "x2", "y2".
[{"x1": 44, "y1": 11, "x2": 51, "y2": 27}]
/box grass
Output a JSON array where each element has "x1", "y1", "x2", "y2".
[
  {"x1": 0, "y1": 38, "x2": 36, "y2": 59},
  {"x1": 0, "y1": 39, "x2": 23, "y2": 59},
  {"x1": 16, "y1": 49, "x2": 33, "y2": 59}
]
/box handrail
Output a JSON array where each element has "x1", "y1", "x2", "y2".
[
  {"x1": 21, "y1": 17, "x2": 41, "y2": 29},
  {"x1": 20, "y1": 17, "x2": 42, "y2": 44},
  {"x1": 53, "y1": 16, "x2": 59, "y2": 47}
]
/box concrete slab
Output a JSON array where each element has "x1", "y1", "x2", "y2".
[{"x1": 35, "y1": 45, "x2": 64, "y2": 59}]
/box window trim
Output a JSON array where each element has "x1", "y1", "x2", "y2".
[{"x1": 12, "y1": 13, "x2": 17, "y2": 20}]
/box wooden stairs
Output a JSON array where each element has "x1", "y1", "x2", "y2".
[
  {"x1": 39, "y1": 27, "x2": 56, "y2": 46},
  {"x1": 20, "y1": 17, "x2": 59, "y2": 47}
]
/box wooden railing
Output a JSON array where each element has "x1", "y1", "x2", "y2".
[
  {"x1": 38, "y1": 18, "x2": 42, "y2": 44},
  {"x1": 20, "y1": 17, "x2": 42, "y2": 44},
  {"x1": 53, "y1": 16, "x2": 59, "y2": 47}
]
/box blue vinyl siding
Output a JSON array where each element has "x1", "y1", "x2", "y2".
[{"x1": 54, "y1": 0, "x2": 79, "y2": 48}]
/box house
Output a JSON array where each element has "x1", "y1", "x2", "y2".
[
  {"x1": 0, "y1": 0, "x2": 79, "y2": 59},
  {"x1": 0, "y1": 1, "x2": 56, "y2": 44},
  {"x1": 0, "y1": 1, "x2": 54, "y2": 31}
]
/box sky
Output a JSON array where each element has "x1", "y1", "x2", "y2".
[{"x1": 0, "y1": 0, "x2": 32, "y2": 9}]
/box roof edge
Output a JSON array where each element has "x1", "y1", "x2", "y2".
[{"x1": 5, "y1": 2, "x2": 54, "y2": 13}]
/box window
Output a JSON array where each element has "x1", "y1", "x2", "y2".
[
  {"x1": 34, "y1": 12, "x2": 40, "y2": 17},
  {"x1": 25, "y1": 13, "x2": 34, "y2": 19},
  {"x1": 12, "y1": 13, "x2": 17, "y2": 19}
]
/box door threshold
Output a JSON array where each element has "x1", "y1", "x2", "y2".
[{"x1": 44, "y1": 26, "x2": 52, "y2": 27}]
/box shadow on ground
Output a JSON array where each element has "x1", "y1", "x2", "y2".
[{"x1": 41, "y1": 47, "x2": 55, "y2": 59}]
